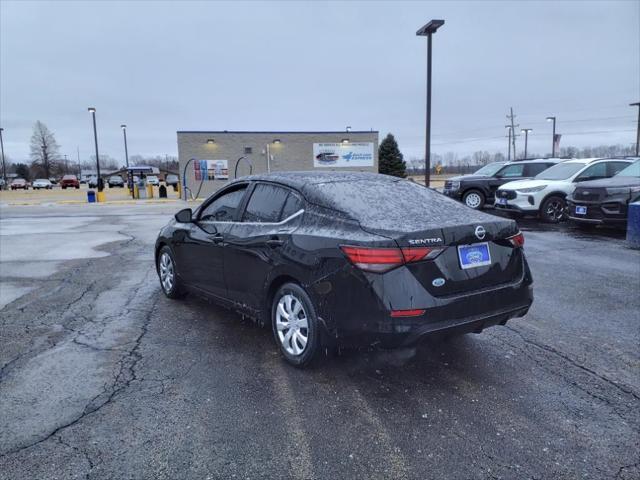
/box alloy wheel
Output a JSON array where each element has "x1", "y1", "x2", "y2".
[
  {"x1": 465, "y1": 192, "x2": 482, "y2": 209},
  {"x1": 275, "y1": 294, "x2": 309, "y2": 356},
  {"x1": 159, "y1": 252, "x2": 174, "y2": 293},
  {"x1": 545, "y1": 199, "x2": 565, "y2": 221}
]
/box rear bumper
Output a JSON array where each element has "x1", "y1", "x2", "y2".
[{"x1": 315, "y1": 258, "x2": 534, "y2": 348}]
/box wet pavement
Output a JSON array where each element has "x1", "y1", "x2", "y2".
[{"x1": 0, "y1": 203, "x2": 638, "y2": 479}]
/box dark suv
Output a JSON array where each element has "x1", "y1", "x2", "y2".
[
  {"x1": 567, "y1": 159, "x2": 640, "y2": 228},
  {"x1": 443, "y1": 159, "x2": 561, "y2": 209}
]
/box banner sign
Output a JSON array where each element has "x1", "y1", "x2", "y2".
[
  {"x1": 194, "y1": 159, "x2": 229, "y2": 180},
  {"x1": 313, "y1": 143, "x2": 374, "y2": 168}
]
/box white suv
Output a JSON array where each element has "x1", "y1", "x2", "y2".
[{"x1": 495, "y1": 158, "x2": 632, "y2": 222}]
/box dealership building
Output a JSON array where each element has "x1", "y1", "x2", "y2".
[{"x1": 177, "y1": 130, "x2": 379, "y2": 198}]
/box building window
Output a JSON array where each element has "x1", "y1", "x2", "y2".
[{"x1": 244, "y1": 146, "x2": 253, "y2": 154}]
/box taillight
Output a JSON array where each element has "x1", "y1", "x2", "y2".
[
  {"x1": 507, "y1": 232, "x2": 525, "y2": 248},
  {"x1": 340, "y1": 245, "x2": 443, "y2": 273}
]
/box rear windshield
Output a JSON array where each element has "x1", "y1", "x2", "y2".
[
  {"x1": 535, "y1": 163, "x2": 584, "y2": 180},
  {"x1": 63, "y1": 175, "x2": 77, "y2": 180},
  {"x1": 310, "y1": 178, "x2": 494, "y2": 232},
  {"x1": 616, "y1": 160, "x2": 640, "y2": 177},
  {"x1": 473, "y1": 162, "x2": 505, "y2": 176}
]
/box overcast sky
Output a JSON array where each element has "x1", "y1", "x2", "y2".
[{"x1": 1, "y1": 0, "x2": 638, "y2": 165}]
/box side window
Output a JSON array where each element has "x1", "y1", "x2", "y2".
[
  {"x1": 607, "y1": 162, "x2": 630, "y2": 176},
  {"x1": 280, "y1": 192, "x2": 303, "y2": 220},
  {"x1": 497, "y1": 164, "x2": 525, "y2": 178},
  {"x1": 576, "y1": 163, "x2": 607, "y2": 181},
  {"x1": 243, "y1": 184, "x2": 290, "y2": 223},
  {"x1": 199, "y1": 186, "x2": 247, "y2": 222},
  {"x1": 525, "y1": 163, "x2": 551, "y2": 177}
]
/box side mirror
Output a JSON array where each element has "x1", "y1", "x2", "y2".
[{"x1": 175, "y1": 208, "x2": 193, "y2": 223}]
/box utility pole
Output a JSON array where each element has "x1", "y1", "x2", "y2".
[
  {"x1": 77, "y1": 146, "x2": 81, "y2": 176},
  {"x1": 0, "y1": 128, "x2": 6, "y2": 189},
  {"x1": 507, "y1": 107, "x2": 519, "y2": 159},
  {"x1": 631, "y1": 102, "x2": 640, "y2": 157},
  {"x1": 505, "y1": 126, "x2": 512, "y2": 161},
  {"x1": 64, "y1": 154, "x2": 69, "y2": 174}
]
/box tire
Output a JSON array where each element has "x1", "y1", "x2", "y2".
[
  {"x1": 271, "y1": 282, "x2": 321, "y2": 367},
  {"x1": 462, "y1": 189, "x2": 485, "y2": 210},
  {"x1": 75, "y1": 185, "x2": 79, "y2": 189},
  {"x1": 540, "y1": 195, "x2": 566, "y2": 223},
  {"x1": 62, "y1": 186, "x2": 66, "y2": 189},
  {"x1": 157, "y1": 246, "x2": 185, "y2": 299}
]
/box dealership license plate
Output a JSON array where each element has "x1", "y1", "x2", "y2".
[
  {"x1": 458, "y1": 243, "x2": 492, "y2": 270},
  {"x1": 498, "y1": 198, "x2": 508, "y2": 206},
  {"x1": 575, "y1": 206, "x2": 587, "y2": 215}
]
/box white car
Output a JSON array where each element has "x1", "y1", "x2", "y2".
[
  {"x1": 146, "y1": 175, "x2": 159, "y2": 185},
  {"x1": 495, "y1": 158, "x2": 633, "y2": 222},
  {"x1": 32, "y1": 178, "x2": 53, "y2": 189}
]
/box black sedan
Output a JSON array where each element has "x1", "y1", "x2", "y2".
[
  {"x1": 567, "y1": 160, "x2": 640, "y2": 228},
  {"x1": 155, "y1": 172, "x2": 533, "y2": 366}
]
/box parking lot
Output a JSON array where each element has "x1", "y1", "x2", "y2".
[{"x1": 0, "y1": 201, "x2": 638, "y2": 480}]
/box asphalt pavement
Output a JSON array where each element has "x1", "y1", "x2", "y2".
[{"x1": 0, "y1": 203, "x2": 638, "y2": 479}]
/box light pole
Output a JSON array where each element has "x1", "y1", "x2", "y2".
[
  {"x1": 120, "y1": 125, "x2": 130, "y2": 168},
  {"x1": 505, "y1": 125, "x2": 512, "y2": 161},
  {"x1": 417, "y1": 19, "x2": 445, "y2": 188},
  {"x1": 546, "y1": 116, "x2": 556, "y2": 157},
  {"x1": 630, "y1": 102, "x2": 640, "y2": 157},
  {"x1": 87, "y1": 107, "x2": 103, "y2": 194},
  {"x1": 0, "y1": 128, "x2": 6, "y2": 189},
  {"x1": 521, "y1": 129, "x2": 532, "y2": 159}
]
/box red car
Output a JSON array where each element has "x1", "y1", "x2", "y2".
[
  {"x1": 10, "y1": 178, "x2": 29, "y2": 190},
  {"x1": 60, "y1": 175, "x2": 80, "y2": 189}
]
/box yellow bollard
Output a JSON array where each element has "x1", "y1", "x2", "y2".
[
  {"x1": 176, "y1": 183, "x2": 181, "y2": 198},
  {"x1": 133, "y1": 184, "x2": 139, "y2": 199},
  {"x1": 96, "y1": 191, "x2": 106, "y2": 203},
  {"x1": 147, "y1": 184, "x2": 154, "y2": 198}
]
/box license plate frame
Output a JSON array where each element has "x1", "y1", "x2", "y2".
[
  {"x1": 575, "y1": 205, "x2": 587, "y2": 215},
  {"x1": 457, "y1": 242, "x2": 492, "y2": 270},
  {"x1": 498, "y1": 198, "x2": 508, "y2": 206}
]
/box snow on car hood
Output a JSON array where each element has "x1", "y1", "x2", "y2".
[{"x1": 499, "y1": 179, "x2": 553, "y2": 190}]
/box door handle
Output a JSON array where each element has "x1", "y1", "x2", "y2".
[
  {"x1": 210, "y1": 233, "x2": 224, "y2": 244},
  {"x1": 266, "y1": 237, "x2": 284, "y2": 248}
]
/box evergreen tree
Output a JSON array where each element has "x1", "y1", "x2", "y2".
[{"x1": 378, "y1": 133, "x2": 406, "y2": 178}]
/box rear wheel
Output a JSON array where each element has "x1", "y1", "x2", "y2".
[
  {"x1": 272, "y1": 283, "x2": 321, "y2": 367},
  {"x1": 157, "y1": 246, "x2": 185, "y2": 299},
  {"x1": 463, "y1": 189, "x2": 485, "y2": 209},
  {"x1": 540, "y1": 195, "x2": 566, "y2": 223}
]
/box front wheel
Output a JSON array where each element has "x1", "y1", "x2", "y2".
[
  {"x1": 157, "y1": 246, "x2": 185, "y2": 299},
  {"x1": 462, "y1": 189, "x2": 485, "y2": 209},
  {"x1": 272, "y1": 283, "x2": 321, "y2": 367},
  {"x1": 540, "y1": 196, "x2": 566, "y2": 223}
]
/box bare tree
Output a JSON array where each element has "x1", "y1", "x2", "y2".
[{"x1": 30, "y1": 121, "x2": 60, "y2": 178}]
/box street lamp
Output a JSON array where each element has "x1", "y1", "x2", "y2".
[
  {"x1": 120, "y1": 125, "x2": 129, "y2": 168},
  {"x1": 521, "y1": 129, "x2": 533, "y2": 159},
  {"x1": 0, "y1": 128, "x2": 6, "y2": 189},
  {"x1": 546, "y1": 116, "x2": 557, "y2": 157},
  {"x1": 417, "y1": 19, "x2": 445, "y2": 188},
  {"x1": 87, "y1": 107, "x2": 103, "y2": 193},
  {"x1": 630, "y1": 102, "x2": 640, "y2": 157}
]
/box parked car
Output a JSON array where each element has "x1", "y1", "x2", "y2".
[
  {"x1": 155, "y1": 172, "x2": 533, "y2": 367},
  {"x1": 495, "y1": 158, "x2": 633, "y2": 222},
  {"x1": 0, "y1": 178, "x2": 5, "y2": 189},
  {"x1": 146, "y1": 175, "x2": 159, "y2": 186},
  {"x1": 10, "y1": 178, "x2": 29, "y2": 190},
  {"x1": 87, "y1": 176, "x2": 98, "y2": 188},
  {"x1": 443, "y1": 159, "x2": 561, "y2": 209},
  {"x1": 48, "y1": 177, "x2": 58, "y2": 185},
  {"x1": 108, "y1": 175, "x2": 125, "y2": 188},
  {"x1": 32, "y1": 178, "x2": 53, "y2": 189},
  {"x1": 566, "y1": 160, "x2": 640, "y2": 228},
  {"x1": 165, "y1": 174, "x2": 179, "y2": 186},
  {"x1": 60, "y1": 174, "x2": 80, "y2": 189}
]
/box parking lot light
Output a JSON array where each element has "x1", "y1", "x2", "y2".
[
  {"x1": 630, "y1": 102, "x2": 640, "y2": 156},
  {"x1": 341, "y1": 139, "x2": 349, "y2": 144},
  {"x1": 546, "y1": 116, "x2": 556, "y2": 157},
  {"x1": 521, "y1": 128, "x2": 532, "y2": 159},
  {"x1": 87, "y1": 107, "x2": 103, "y2": 196},
  {"x1": 272, "y1": 139, "x2": 281, "y2": 144},
  {"x1": 206, "y1": 138, "x2": 215, "y2": 144},
  {"x1": 0, "y1": 127, "x2": 6, "y2": 189},
  {"x1": 417, "y1": 19, "x2": 445, "y2": 188}
]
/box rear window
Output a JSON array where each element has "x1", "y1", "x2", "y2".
[
  {"x1": 616, "y1": 160, "x2": 640, "y2": 177},
  {"x1": 526, "y1": 163, "x2": 553, "y2": 176},
  {"x1": 63, "y1": 175, "x2": 77, "y2": 180},
  {"x1": 310, "y1": 178, "x2": 492, "y2": 232}
]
